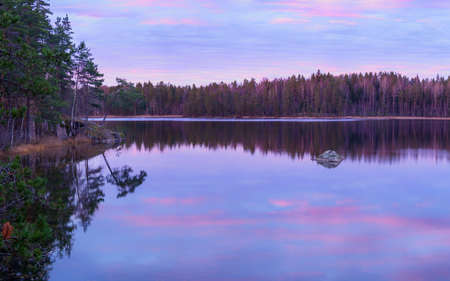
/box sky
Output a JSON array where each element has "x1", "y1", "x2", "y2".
[{"x1": 49, "y1": 0, "x2": 450, "y2": 86}]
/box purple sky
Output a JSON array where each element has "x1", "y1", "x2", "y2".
[{"x1": 50, "y1": 0, "x2": 450, "y2": 85}]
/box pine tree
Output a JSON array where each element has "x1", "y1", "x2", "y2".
[{"x1": 70, "y1": 41, "x2": 103, "y2": 136}]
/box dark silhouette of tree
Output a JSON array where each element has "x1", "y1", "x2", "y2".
[
  {"x1": 102, "y1": 72, "x2": 450, "y2": 118},
  {"x1": 0, "y1": 0, "x2": 103, "y2": 148},
  {"x1": 0, "y1": 158, "x2": 74, "y2": 280},
  {"x1": 1, "y1": 146, "x2": 148, "y2": 279},
  {"x1": 72, "y1": 160, "x2": 105, "y2": 231},
  {"x1": 106, "y1": 120, "x2": 450, "y2": 163},
  {"x1": 102, "y1": 153, "x2": 147, "y2": 198}
]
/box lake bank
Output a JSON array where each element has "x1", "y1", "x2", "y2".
[
  {"x1": 0, "y1": 136, "x2": 90, "y2": 156},
  {"x1": 0, "y1": 136, "x2": 114, "y2": 160},
  {"x1": 89, "y1": 115, "x2": 450, "y2": 121},
  {"x1": 0, "y1": 123, "x2": 123, "y2": 157}
]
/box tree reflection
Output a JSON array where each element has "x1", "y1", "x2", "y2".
[
  {"x1": 102, "y1": 153, "x2": 147, "y2": 198},
  {"x1": 107, "y1": 120, "x2": 450, "y2": 163},
  {"x1": 73, "y1": 160, "x2": 105, "y2": 231},
  {"x1": 1, "y1": 159, "x2": 75, "y2": 280},
  {"x1": 0, "y1": 146, "x2": 147, "y2": 280}
]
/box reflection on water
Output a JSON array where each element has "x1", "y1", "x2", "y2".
[
  {"x1": 107, "y1": 119, "x2": 450, "y2": 163},
  {"x1": 21, "y1": 145, "x2": 148, "y2": 231},
  {"x1": 1, "y1": 144, "x2": 147, "y2": 279},
  {"x1": 34, "y1": 120, "x2": 450, "y2": 281}
]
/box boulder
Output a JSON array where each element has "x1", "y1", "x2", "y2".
[{"x1": 314, "y1": 150, "x2": 344, "y2": 168}]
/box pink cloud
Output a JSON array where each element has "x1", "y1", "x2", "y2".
[
  {"x1": 329, "y1": 19, "x2": 357, "y2": 25},
  {"x1": 111, "y1": 197, "x2": 450, "y2": 249},
  {"x1": 76, "y1": 11, "x2": 107, "y2": 19},
  {"x1": 269, "y1": 199, "x2": 295, "y2": 207},
  {"x1": 56, "y1": 5, "x2": 134, "y2": 19},
  {"x1": 266, "y1": 0, "x2": 414, "y2": 19},
  {"x1": 111, "y1": 0, "x2": 185, "y2": 7},
  {"x1": 141, "y1": 18, "x2": 204, "y2": 26},
  {"x1": 197, "y1": 0, "x2": 224, "y2": 12},
  {"x1": 270, "y1": 17, "x2": 310, "y2": 24},
  {"x1": 265, "y1": 199, "x2": 450, "y2": 236},
  {"x1": 269, "y1": 199, "x2": 311, "y2": 208}
]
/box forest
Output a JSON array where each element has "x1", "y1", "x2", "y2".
[
  {"x1": 0, "y1": 2, "x2": 107, "y2": 278},
  {"x1": 1, "y1": 1, "x2": 449, "y2": 280},
  {"x1": 102, "y1": 73, "x2": 450, "y2": 117},
  {"x1": 0, "y1": 0, "x2": 103, "y2": 149},
  {"x1": 2, "y1": 1, "x2": 450, "y2": 151}
]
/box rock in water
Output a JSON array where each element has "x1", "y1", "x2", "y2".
[{"x1": 315, "y1": 150, "x2": 344, "y2": 168}]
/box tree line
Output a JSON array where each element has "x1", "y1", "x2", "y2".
[
  {"x1": 102, "y1": 72, "x2": 450, "y2": 117},
  {"x1": 0, "y1": 0, "x2": 103, "y2": 149},
  {"x1": 2, "y1": 0, "x2": 450, "y2": 151}
]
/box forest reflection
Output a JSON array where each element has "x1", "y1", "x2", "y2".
[
  {"x1": 106, "y1": 120, "x2": 450, "y2": 163},
  {"x1": 3, "y1": 145, "x2": 147, "y2": 279},
  {"x1": 24, "y1": 145, "x2": 147, "y2": 230}
]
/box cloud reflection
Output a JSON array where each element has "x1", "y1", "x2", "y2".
[{"x1": 50, "y1": 121, "x2": 450, "y2": 281}]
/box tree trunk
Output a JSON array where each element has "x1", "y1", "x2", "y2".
[
  {"x1": 26, "y1": 97, "x2": 30, "y2": 144},
  {"x1": 70, "y1": 89, "x2": 78, "y2": 137},
  {"x1": 20, "y1": 116, "x2": 24, "y2": 141},
  {"x1": 102, "y1": 153, "x2": 121, "y2": 187},
  {"x1": 102, "y1": 113, "x2": 107, "y2": 127},
  {"x1": 71, "y1": 68, "x2": 80, "y2": 137},
  {"x1": 10, "y1": 119, "x2": 14, "y2": 147}
]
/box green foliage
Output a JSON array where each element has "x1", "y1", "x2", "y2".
[
  {"x1": 106, "y1": 166, "x2": 147, "y2": 198},
  {"x1": 0, "y1": 158, "x2": 74, "y2": 280},
  {"x1": 0, "y1": 151, "x2": 148, "y2": 279},
  {"x1": 0, "y1": 0, "x2": 55, "y2": 98},
  {"x1": 0, "y1": 0, "x2": 104, "y2": 147},
  {"x1": 67, "y1": 41, "x2": 104, "y2": 136},
  {"x1": 104, "y1": 78, "x2": 146, "y2": 116}
]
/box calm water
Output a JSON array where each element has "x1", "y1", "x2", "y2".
[{"x1": 49, "y1": 119, "x2": 450, "y2": 281}]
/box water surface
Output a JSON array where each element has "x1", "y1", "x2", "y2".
[{"x1": 49, "y1": 120, "x2": 450, "y2": 281}]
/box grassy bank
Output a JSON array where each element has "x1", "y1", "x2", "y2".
[{"x1": 0, "y1": 136, "x2": 92, "y2": 157}]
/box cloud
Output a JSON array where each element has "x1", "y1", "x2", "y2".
[
  {"x1": 110, "y1": 0, "x2": 185, "y2": 7},
  {"x1": 270, "y1": 17, "x2": 310, "y2": 24},
  {"x1": 329, "y1": 19, "x2": 357, "y2": 25},
  {"x1": 265, "y1": 0, "x2": 414, "y2": 19},
  {"x1": 141, "y1": 18, "x2": 204, "y2": 26},
  {"x1": 269, "y1": 199, "x2": 295, "y2": 207},
  {"x1": 50, "y1": 0, "x2": 450, "y2": 85}
]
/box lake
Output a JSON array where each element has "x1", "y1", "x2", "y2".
[{"x1": 48, "y1": 119, "x2": 450, "y2": 281}]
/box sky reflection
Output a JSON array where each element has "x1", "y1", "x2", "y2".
[{"x1": 50, "y1": 121, "x2": 450, "y2": 281}]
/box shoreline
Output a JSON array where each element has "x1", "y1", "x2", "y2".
[
  {"x1": 0, "y1": 136, "x2": 92, "y2": 158},
  {"x1": 1, "y1": 125, "x2": 123, "y2": 157},
  {"x1": 88, "y1": 115, "x2": 450, "y2": 121}
]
